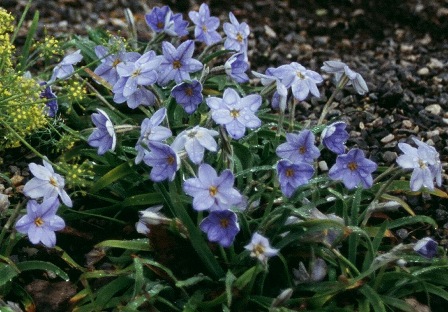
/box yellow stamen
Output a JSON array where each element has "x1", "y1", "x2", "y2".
[
  {"x1": 285, "y1": 168, "x2": 294, "y2": 177},
  {"x1": 209, "y1": 186, "x2": 218, "y2": 196},
  {"x1": 220, "y1": 218, "x2": 229, "y2": 228},
  {"x1": 348, "y1": 162, "x2": 358, "y2": 171},
  {"x1": 173, "y1": 60, "x2": 182, "y2": 69},
  {"x1": 34, "y1": 217, "x2": 44, "y2": 227},
  {"x1": 230, "y1": 109, "x2": 240, "y2": 118}
]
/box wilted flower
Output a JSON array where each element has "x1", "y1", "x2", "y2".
[
  {"x1": 188, "y1": 3, "x2": 222, "y2": 46},
  {"x1": 171, "y1": 79, "x2": 203, "y2": 114},
  {"x1": 49, "y1": 49, "x2": 83, "y2": 82},
  {"x1": 23, "y1": 159, "x2": 72, "y2": 208},
  {"x1": 225, "y1": 52, "x2": 249, "y2": 83},
  {"x1": 158, "y1": 40, "x2": 203, "y2": 86},
  {"x1": 223, "y1": 12, "x2": 250, "y2": 59},
  {"x1": 276, "y1": 159, "x2": 314, "y2": 198},
  {"x1": 321, "y1": 60, "x2": 368, "y2": 95},
  {"x1": 276, "y1": 130, "x2": 320, "y2": 164},
  {"x1": 39, "y1": 82, "x2": 58, "y2": 117},
  {"x1": 183, "y1": 163, "x2": 242, "y2": 211},
  {"x1": 145, "y1": 6, "x2": 188, "y2": 37},
  {"x1": 413, "y1": 237, "x2": 438, "y2": 259},
  {"x1": 396, "y1": 138, "x2": 442, "y2": 191},
  {"x1": 87, "y1": 109, "x2": 116, "y2": 156},
  {"x1": 15, "y1": 197, "x2": 65, "y2": 248},
  {"x1": 199, "y1": 210, "x2": 240, "y2": 247},
  {"x1": 143, "y1": 141, "x2": 180, "y2": 182},
  {"x1": 171, "y1": 126, "x2": 218, "y2": 164},
  {"x1": 328, "y1": 148, "x2": 377, "y2": 189},
  {"x1": 293, "y1": 258, "x2": 327, "y2": 284},
  {"x1": 271, "y1": 62, "x2": 323, "y2": 101},
  {"x1": 135, "y1": 107, "x2": 172, "y2": 164},
  {"x1": 321, "y1": 121, "x2": 349, "y2": 154},
  {"x1": 136, "y1": 205, "x2": 168, "y2": 235},
  {"x1": 206, "y1": 88, "x2": 262, "y2": 139},
  {"x1": 244, "y1": 232, "x2": 279, "y2": 265}
]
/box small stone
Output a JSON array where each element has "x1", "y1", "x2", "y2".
[
  {"x1": 381, "y1": 133, "x2": 395, "y2": 143},
  {"x1": 359, "y1": 122, "x2": 365, "y2": 130},
  {"x1": 443, "y1": 118, "x2": 448, "y2": 125},
  {"x1": 402, "y1": 120, "x2": 413, "y2": 128},
  {"x1": 318, "y1": 161, "x2": 328, "y2": 171},
  {"x1": 383, "y1": 151, "x2": 397, "y2": 163},
  {"x1": 425, "y1": 104, "x2": 442, "y2": 115},
  {"x1": 426, "y1": 129, "x2": 440, "y2": 138},
  {"x1": 417, "y1": 67, "x2": 429, "y2": 76},
  {"x1": 264, "y1": 25, "x2": 277, "y2": 38},
  {"x1": 428, "y1": 58, "x2": 444, "y2": 69}
]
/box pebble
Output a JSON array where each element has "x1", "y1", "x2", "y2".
[
  {"x1": 428, "y1": 58, "x2": 444, "y2": 69},
  {"x1": 417, "y1": 67, "x2": 430, "y2": 75},
  {"x1": 381, "y1": 133, "x2": 395, "y2": 143},
  {"x1": 264, "y1": 25, "x2": 277, "y2": 38},
  {"x1": 426, "y1": 129, "x2": 440, "y2": 138},
  {"x1": 402, "y1": 120, "x2": 413, "y2": 128},
  {"x1": 318, "y1": 161, "x2": 328, "y2": 171},
  {"x1": 383, "y1": 151, "x2": 397, "y2": 163},
  {"x1": 425, "y1": 104, "x2": 442, "y2": 115}
]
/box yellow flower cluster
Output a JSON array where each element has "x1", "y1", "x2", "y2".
[
  {"x1": 34, "y1": 35, "x2": 62, "y2": 59},
  {"x1": 1, "y1": 74, "x2": 48, "y2": 148},
  {"x1": 0, "y1": 8, "x2": 15, "y2": 68},
  {"x1": 64, "y1": 79, "x2": 88, "y2": 102},
  {"x1": 55, "y1": 133, "x2": 79, "y2": 153},
  {"x1": 59, "y1": 161, "x2": 94, "y2": 189}
]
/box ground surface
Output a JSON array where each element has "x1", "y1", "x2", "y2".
[{"x1": 2, "y1": 0, "x2": 448, "y2": 311}]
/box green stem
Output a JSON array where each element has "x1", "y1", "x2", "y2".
[
  {"x1": 317, "y1": 75, "x2": 349, "y2": 125},
  {"x1": 0, "y1": 201, "x2": 23, "y2": 255}
]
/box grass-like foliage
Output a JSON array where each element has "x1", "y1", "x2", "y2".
[{"x1": 0, "y1": 2, "x2": 447, "y2": 311}]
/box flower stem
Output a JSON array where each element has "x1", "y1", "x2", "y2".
[{"x1": 317, "y1": 74, "x2": 349, "y2": 125}]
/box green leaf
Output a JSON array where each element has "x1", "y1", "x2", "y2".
[
  {"x1": 387, "y1": 215, "x2": 438, "y2": 230},
  {"x1": 359, "y1": 284, "x2": 386, "y2": 312},
  {"x1": 121, "y1": 192, "x2": 164, "y2": 207},
  {"x1": 225, "y1": 270, "x2": 237, "y2": 307},
  {"x1": 16, "y1": 261, "x2": 69, "y2": 281},
  {"x1": 95, "y1": 275, "x2": 134, "y2": 308},
  {"x1": 0, "y1": 263, "x2": 19, "y2": 287},
  {"x1": 90, "y1": 161, "x2": 134, "y2": 193},
  {"x1": 380, "y1": 296, "x2": 414, "y2": 312},
  {"x1": 132, "y1": 257, "x2": 144, "y2": 298},
  {"x1": 95, "y1": 239, "x2": 151, "y2": 251},
  {"x1": 175, "y1": 274, "x2": 212, "y2": 288}
]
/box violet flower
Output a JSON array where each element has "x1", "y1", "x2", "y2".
[
  {"x1": 135, "y1": 107, "x2": 172, "y2": 164},
  {"x1": 23, "y1": 159, "x2": 72, "y2": 208},
  {"x1": 396, "y1": 138, "x2": 442, "y2": 191},
  {"x1": 15, "y1": 197, "x2": 65, "y2": 248},
  {"x1": 183, "y1": 163, "x2": 242, "y2": 211},
  {"x1": 206, "y1": 88, "x2": 262, "y2": 140},
  {"x1": 328, "y1": 148, "x2": 377, "y2": 189},
  {"x1": 188, "y1": 3, "x2": 222, "y2": 46},
  {"x1": 113, "y1": 83, "x2": 156, "y2": 109},
  {"x1": 321, "y1": 121, "x2": 349, "y2": 154},
  {"x1": 171, "y1": 79, "x2": 203, "y2": 114},
  {"x1": 413, "y1": 237, "x2": 438, "y2": 259},
  {"x1": 87, "y1": 109, "x2": 116, "y2": 156},
  {"x1": 40, "y1": 82, "x2": 58, "y2": 117},
  {"x1": 321, "y1": 60, "x2": 368, "y2": 95},
  {"x1": 157, "y1": 40, "x2": 203, "y2": 86},
  {"x1": 49, "y1": 49, "x2": 83, "y2": 82},
  {"x1": 244, "y1": 232, "x2": 279, "y2": 265},
  {"x1": 94, "y1": 45, "x2": 140, "y2": 86},
  {"x1": 276, "y1": 130, "x2": 320, "y2": 164},
  {"x1": 252, "y1": 68, "x2": 288, "y2": 111},
  {"x1": 143, "y1": 141, "x2": 180, "y2": 182},
  {"x1": 145, "y1": 6, "x2": 188, "y2": 37},
  {"x1": 223, "y1": 12, "x2": 250, "y2": 59},
  {"x1": 199, "y1": 210, "x2": 240, "y2": 247},
  {"x1": 171, "y1": 126, "x2": 218, "y2": 164},
  {"x1": 225, "y1": 52, "x2": 249, "y2": 83},
  {"x1": 271, "y1": 62, "x2": 323, "y2": 101},
  {"x1": 276, "y1": 159, "x2": 314, "y2": 198}
]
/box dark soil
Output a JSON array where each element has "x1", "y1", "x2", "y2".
[{"x1": 2, "y1": 0, "x2": 448, "y2": 310}]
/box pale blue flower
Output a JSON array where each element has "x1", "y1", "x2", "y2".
[
  {"x1": 244, "y1": 232, "x2": 279, "y2": 265},
  {"x1": 276, "y1": 159, "x2": 314, "y2": 198},
  {"x1": 206, "y1": 88, "x2": 262, "y2": 139},
  {"x1": 49, "y1": 50, "x2": 83, "y2": 82},
  {"x1": 171, "y1": 79, "x2": 203, "y2": 114},
  {"x1": 252, "y1": 68, "x2": 288, "y2": 111},
  {"x1": 171, "y1": 126, "x2": 218, "y2": 164},
  {"x1": 23, "y1": 159, "x2": 72, "y2": 208},
  {"x1": 157, "y1": 40, "x2": 203, "y2": 86},
  {"x1": 145, "y1": 6, "x2": 188, "y2": 37},
  {"x1": 413, "y1": 237, "x2": 438, "y2": 259},
  {"x1": 328, "y1": 148, "x2": 377, "y2": 189},
  {"x1": 199, "y1": 210, "x2": 240, "y2": 247},
  {"x1": 143, "y1": 141, "x2": 180, "y2": 182},
  {"x1": 183, "y1": 163, "x2": 242, "y2": 211},
  {"x1": 321, "y1": 60, "x2": 368, "y2": 95},
  {"x1": 188, "y1": 3, "x2": 222, "y2": 45},
  {"x1": 276, "y1": 130, "x2": 320, "y2": 164},
  {"x1": 225, "y1": 52, "x2": 249, "y2": 83},
  {"x1": 223, "y1": 12, "x2": 249, "y2": 59},
  {"x1": 88, "y1": 109, "x2": 116, "y2": 156},
  {"x1": 15, "y1": 197, "x2": 65, "y2": 248},
  {"x1": 321, "y1": 121, "x2": 349, "y2": 154},
  {"x1": 39, "y1": 82, "x2": 58, "y2": 117}
]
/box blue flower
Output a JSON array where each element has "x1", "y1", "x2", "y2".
[
  {"x1": 94, "y1": 45, "x2": 140, "y2": 86},
  {"x1": 252, "y1": 68, "x2": 288, "y2": 111},
  {"x1": 271, "y1": 62, "x2": 323, "y2": 101},
  {"x1": 244, "y1": 232, "x2": 279, "y2": 265},
  {"x1": 321, "y1": 60, "x2": 368, "y2": 95},
  {"x1": 113, "y1": 83, "x2": 156, "y2": 109},
  {"x1": 206, "y1": 88, "x2": 262, "y2": 139},
  {"x1": 143, "y1": 141, "x2": 180, "y2": 182},
  {"x1": 183, "y1": 163, "x2": 242, "y2": 211},
  {"x1": 49, "y1": 49, "x2": 83, "y2": 82},
  {"x1": 199, "y1": 210, "x2": 240, "y2": 247},
  {"x1": 223, "y1": 12, "x2": 250, "y2": 59},
  {"x1": 87, "y1": 109, "x2": 116, "y2": 156},
  {"x1": 188, "y1": 3, "x2": 222, "y2": 45},
  {"x1": 413, "y1": 237, "x2": 438, "y2": 259},
  {"x1": 23, "y1": 159, "x2": 72, "y2": 208},
  {"x1": 157, "y1": 40, "x2": 203, "y2": 86},
  {"x1": 145, "y1": 6, "x2": 188, "y2": 37},
  {"x1": 135, "y1": 107, "x2": 172, "y2": 164},
  {"x1": 276, "y1": 159, "x2": 314, "y2": 198},
  {"x1": 225, "y1": 52, "x2": 249, "y2": 83},
  {"x1": 321, "y1": 121, "x2": 349, "y2": 154},
  {"x1": 328, "y1": 148, "x2": 377, "y2": 189},
  {"x1": 15, "y1": 197, "x2": 65, "y2": 248},
  {"x1": 171, "y1": 126, "x2": 218, "y2": 164},
  {"x1": 276, "y1": 130, "x2": 320, "y2": 164},
  {"x1": 39, "y1": 82, "x2": 58, "y2": 117},
  {"x1": 171, "y1": 79, "x2": 203, "y2": 114},
  {"x1": 396, "y1": 138, "x2": 442, "y2": 191}
]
